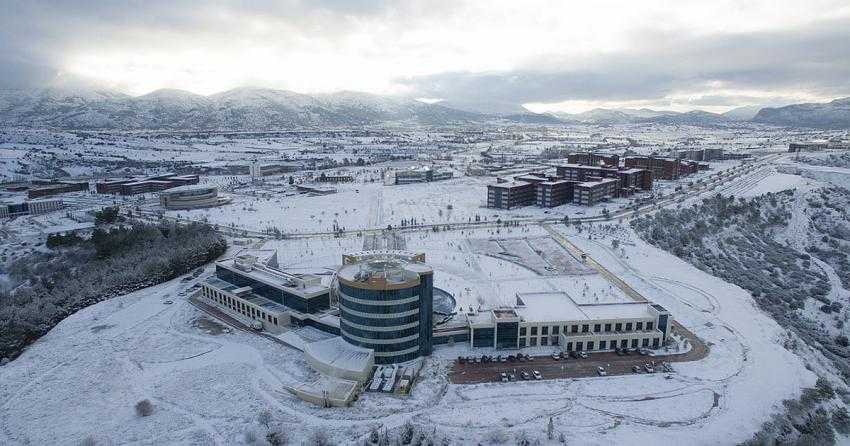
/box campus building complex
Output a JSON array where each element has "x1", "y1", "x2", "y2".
[{"x1": 96, "y1": 174, "x2": 199, "y2": 195}]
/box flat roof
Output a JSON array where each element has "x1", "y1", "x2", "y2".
[
  {"x1": 217, "y1": 258, "x2": 329, "y2": 297},
  {"x1": 489, "y1": 180, "x2": 534, "y2": 189},
  {"x1": 515, "y1": 292, "x2": 655, "y2": 323}
]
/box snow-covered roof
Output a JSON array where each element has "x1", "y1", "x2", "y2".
[{"x1": 514, "y1": 292, "x2": 657, "y2": 323}]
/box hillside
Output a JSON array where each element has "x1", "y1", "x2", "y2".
[
  {"x1": 753, "y1": 98, "x2": 850, "y2": 129},
  {"x1": 0, "y1": 87, "x2": 542, "y2": 130}
]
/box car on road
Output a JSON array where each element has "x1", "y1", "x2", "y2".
[
  {"x1": 632, "y1": 365, "x2": 642, "y2": 373},
  {"x1": 163, "y1": 300, "x2": 173, "y2": 305},
  {"x1": 597, "y1": 366, "x2": 607, "y2": 376},
  {"x1": 578, "y1": 351, "x2": 589, "y2": 359},
  {"x1": 551, "y1": 353, "x2": 560, "y2": 361},
  {"x1": 500, "y1": 372, "x2": 508, "y2": 382},
  {"x1": 644, "y1": 364, "x2": 655, "y2": 373},
  {"x1": 533, "y1": 370, "x2": 543, "y2": 380},
  {"x1": 508, "y1": 373, "x2": 516, "y2": 381},
  {"x1": 521, "y1": 371, "x2": 531, "y2": 380}
]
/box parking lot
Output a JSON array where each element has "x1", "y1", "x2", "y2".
[{"x1": 448, "y1": 325, "x2": 708, "y2": 384}]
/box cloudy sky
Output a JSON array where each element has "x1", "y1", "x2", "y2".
[{"x1": 3, "y1": 0, "x2": 850, "y2": 113}]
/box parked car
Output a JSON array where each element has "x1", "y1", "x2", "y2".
[
  {"x1": 578, "y1": 351, "x2": 588, "y2": 359},
  {"x1": 632, "y1": 365, "x2": 642, "y2": 373},
  {"x1": 615, "y1": 348, "x2": 625, "y2": 356},
  {"x1": 457, "y1": 356, "x2": 466, "y2": 364},
  {"x1": 508, "y1": 373, "x2": 516, "y2": 381},
  {"x1": 518, "y1": 355, "x2": 526, "y2": 362},
  {"x1": 551, "y1": 353, "x2": 561, "y2": 361},
  {"x1": 644, "y1": 364, "x2": 655, "y2": 373},
  {"x1": 639, "y1": 349, "x2": 651, "y2": 356},
  {"x1": 163, "y1": 300, "x2": 173, "y2": 305},
  {"x1": 507, "y1": 355, "x2": 516, "y2": 362},
  {"x1": 521, "y1": 371, "x2": 531, "y2": 380},
  {"x1": 500, "y1": 372, "x2": 508, "y2": 382},
  {"x1": 527, "y1": 355, "x2": 534, "y2": 362},
  {"x1": 533, "y1": 370, "x2": 543, "y2": 380},
  {"x1": 569, "y1": 351, "x2": 580, "y2": 359},
  {"x1": 597, "y1": 366, "x2": 607, "y2": 376}
]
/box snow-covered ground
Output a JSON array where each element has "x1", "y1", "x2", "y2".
[{"x1": 0, "y1": 217, "x2": 817, "y2": 444}]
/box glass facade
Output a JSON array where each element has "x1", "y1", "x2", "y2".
[
  {"x1": 215, "y1": 265, "x2": 329, "y2": 313},
  {"x1": 339, "y1": 274, "x2": 433, "y2": 364}
]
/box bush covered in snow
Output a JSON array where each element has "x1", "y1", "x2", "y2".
[{"x1": 0, "y1": 221, "x2": 227, "y2": 361}]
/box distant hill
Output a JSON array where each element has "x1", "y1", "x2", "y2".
[
  {"x1": 721, "y1": 105, "x2": 763, "y2": 121},
  {"x1": 752, "y1": 97, "x2": 850, "y2": 129},
  {"x1": 0, "y1": 86, "x2": 555, "y2": 130},
  {"x1": 555, "y1": 108, "x2": 731, "y2": 126}
]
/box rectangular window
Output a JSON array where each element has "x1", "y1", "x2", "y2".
[
  {"x1": 631, "y1": 339, "x2": 639, "y2": 348},
  {"x1": 615, "y1": 323, "x2": 622, "y2": 331},
  {"x1": 530, "y1": 326, "x2": 538, "y2": 336},
  {"x1": 576, "y1": 342, "x2": 583, "y2": 351},
  {"x1": 599, "y1": 340, "x2": 607, "y2": 350},
  {"x1": 625, "y1": 322, "x2": 633, "y2": 331},
  {"x1": 552, "y1": 326, "x2": 560, "y2": 335},
  {"x1": 604, "y1": 323, "x2": 611, "y2": 332},
  {"x1": 541, "y1": 337, "x2": 549, "y2": 346},
  {"x1": 273, "y1": 317, "x2": 278, "y2": 325},
  {"x1": 541, "y1": 326, "x2": 549, "y2": 335},
  {"x1": 593, "y1": 324, "x2": 601, "y2": 332},
  {"x1": 636, "y1": 322, "x2": 644, "y2": 330},
  {"x1": 642, "y1": 338, "x2": 649, "y2": 347},
  {"x1": 566, "y1": 342, "x2": 573, "y2": 351},
  {"x1": 581, "y1": 324, "x2": 589, "y2": 333},
  {"x1": 520, "y1": 327, "x2": 527, "y2": 336},
  {"x1": 647, "y1": 322, "x2": 654, "y2": 330},
  {"x1": 620, "y1": 339, "x2": 628, "y2": 348},
  {"x1": 519, "y1": 337, "x2": 526, "y2": 346},
  {"x1": 587, "y1": 341, "x2": 594, "y2": 350},
  {"x1": 571, "y1": 325, "x2": 578, "y2": 333},
  {"x1": 552, "y1": 337, "x2": 559, "y2": 346},
  {"x1": 530, "y1": 338, "x2": 538, "y2": 346}
]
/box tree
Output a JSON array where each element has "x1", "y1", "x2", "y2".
[
  {"x1": 257, "y1": 409, "x2": 272, "y2": 430},
  {"x1": 135, "y1": 399, "x2": 153, "y2": 417},
  {"x1": 547, "y1": 417, "x2": 554, "y2": 440}
]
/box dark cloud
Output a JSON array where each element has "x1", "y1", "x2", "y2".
[{"x1": 400, "y1": 17, "x2": 850, "y2": 108}]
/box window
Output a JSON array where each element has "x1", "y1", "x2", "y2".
[
  {"x1": 615, "y1": 323, "x2": 622, "y2": 331},
  {"x1": 273, "y1": 317, "x2": 278, "y2": 325},
  {"x1": 625, "y1": 322, "x2": 633, "y2": 331},
  {"x1": 620, "y1": 339, "x2": 628, "y2": 348},
  {"x1": 519, "y1": 337, "x2": 526, "y2": 346},
  {"x1": 566, "y1": 342, "x2": 573, "y2": 351},
  {"x1": 631, "y1": 339, "x2": 639, "y2": 348},
  {"x1": 552, "y1": 337, "x2": 559, "y2": 346},
  {"x1": 604, "y1": 323, "x2": 611, "y2": 332},
  {"x1": 642, "y1": 338, "x2": 649, "y2": 347},
  {"x1": 541, "y1": 326, "x2": 549, "y2": 335},
  {"x1": 587, "y1": 341, "x2": 594, "y2": 350},
  {"x1": 520, "y1": 327, "x2": 527, "y2": 336},
  {"x1": 541, "y1": 337, "x2": 548, "y2": 346},
  {"x1": 636, "y1": 322, "x2": 644, "y2": 330},
  {"x1": 599, "y1": 340, "x2": 607, "y2": 350},
  {"x1": 552, "y1": 326, "x2": 560, "y2": 335},
  {"x1": 530, "y1": 338, "x2": 538, "y2": 346},
  {"x1": 576, "y1": 342, "x2": 583, "y2": 351},
  {"x1": 571, "y1": 325, "x2": 578, "y2": 333},
  {"x1": 593, "y1": 324, "x2": 601, "y2": 332},
  {"x1": 531, "y1": 326, "x2": 538, "y2": 336},
  {"x1": 647, "y1": 322, "x2": 654, "y2": 330},
  {"x1": 581, "y1": 324, "x2": 589, "y2": 333},
  {"x1": 563, "y1": 325, "x2": 569, "y2": 334},
  {"x1": 652, "y1": 338, "x2": 660, "y2": 348}
]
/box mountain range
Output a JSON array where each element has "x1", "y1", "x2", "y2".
[{"x1": 0, "y1": 85, "x2": 848, "y2": 129}]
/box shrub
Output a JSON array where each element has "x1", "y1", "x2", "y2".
[{"x1": 135, "y1": 399, "x2": 153, "y2": 417}]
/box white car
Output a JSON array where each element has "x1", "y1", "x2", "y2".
[
  {"x1": 597, "y1": 366, "x2": 607, "y2": 376},
  {"x1": 533, "y1": 370, "x2": 543, "y2": 380}
]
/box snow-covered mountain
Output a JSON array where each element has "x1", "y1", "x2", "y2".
[
  {"x1": 0, "y1": 86, "x2": 520, "y2": 130},
  {"x1": 555, "y1": 108, "x2": 730, "y2": 126},
  {"x1": 721, "y1": 105, "x2": 763, "y2": 121},
  {"x1": 752, "y1": 97, "x2": 850, "y2": 129}
]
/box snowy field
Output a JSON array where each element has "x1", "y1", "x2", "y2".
[{"x1": 0, "y1": 215, "x2": 816, "y2": 445}]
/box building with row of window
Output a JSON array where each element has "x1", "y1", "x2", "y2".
[
  {"x1": 27, "y1": 180, "x2": 89, "y2": 199},
  {"x1": 0, "y1": 199, "x2": 64, "y2": 218},
  {"x1": 623, "y1": 156, "x2": 707, "y2": 180},
  {"x1": 95, "y1": 174, "x2": 199, "y2": 195},
  {"x1": 566, "y1": 152, "x2": 620, "y2": 167},
  {"x1": 465, "y1": 292, "x2": 671, "y2": 352},
  {"x1": 391, "y1": 166, "x2": 454, "y2": 185},
  {"x1": 158, "y1": 185, "x2": 231, "y2": 210}
]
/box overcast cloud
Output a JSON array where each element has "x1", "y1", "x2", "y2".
[{"x1": 2, "y1": 0, "x2": 850, "y2": 113}]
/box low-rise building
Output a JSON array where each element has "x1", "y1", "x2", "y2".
[
  {"x1": 159, "y1": 185, "x2": 230, "y2": 210},
  {"x1": 624, "y1": 156, "x2": 683, "y2": 180},
  {"x1": 574, "y1": 178, "x2": 619, "y2": 206},
  {"x1": 536, "y1": 180, "x2": 575, "y2": 207},
  {"x1": 465, "y1": 292, "x2": 672, "y2": 351}
]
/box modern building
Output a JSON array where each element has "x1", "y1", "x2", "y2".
[
  {"x1": 159, "y1": 185, "x2": 230, "y2": 210},
  {"x1": 624, "y1": 156, "x2": 683, "y2": 180},
  {"x1": 0, "y1": 199, "x2": 64, "y2": 218},
  {"x1": 337, "y1": 250, "x2": 434, "y2": 364},
  {"x1": 574, "y1": 178, "x2": 619, "y2": 206},
  {"x1": 567, "y1": 152, "x2": 620, "y2": 167},
  {"x1": 392, "y1": 166, "x2": 453, "y2": 185},
  {"x1": 465, "y1": 292, "x2": 672, "y2": 351},
  {"x1": 27, "y1": 180, "x2": 89, "y2": 199},
  {"x1": 96, "y1": 174, "x2": 200, "y2": 195},
  {"x1": 487, "y1": 180, "x2": 536, "y2": 209},
  {"x1": 536, "y1": 179, "x2": 574, "y2": 207}
]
